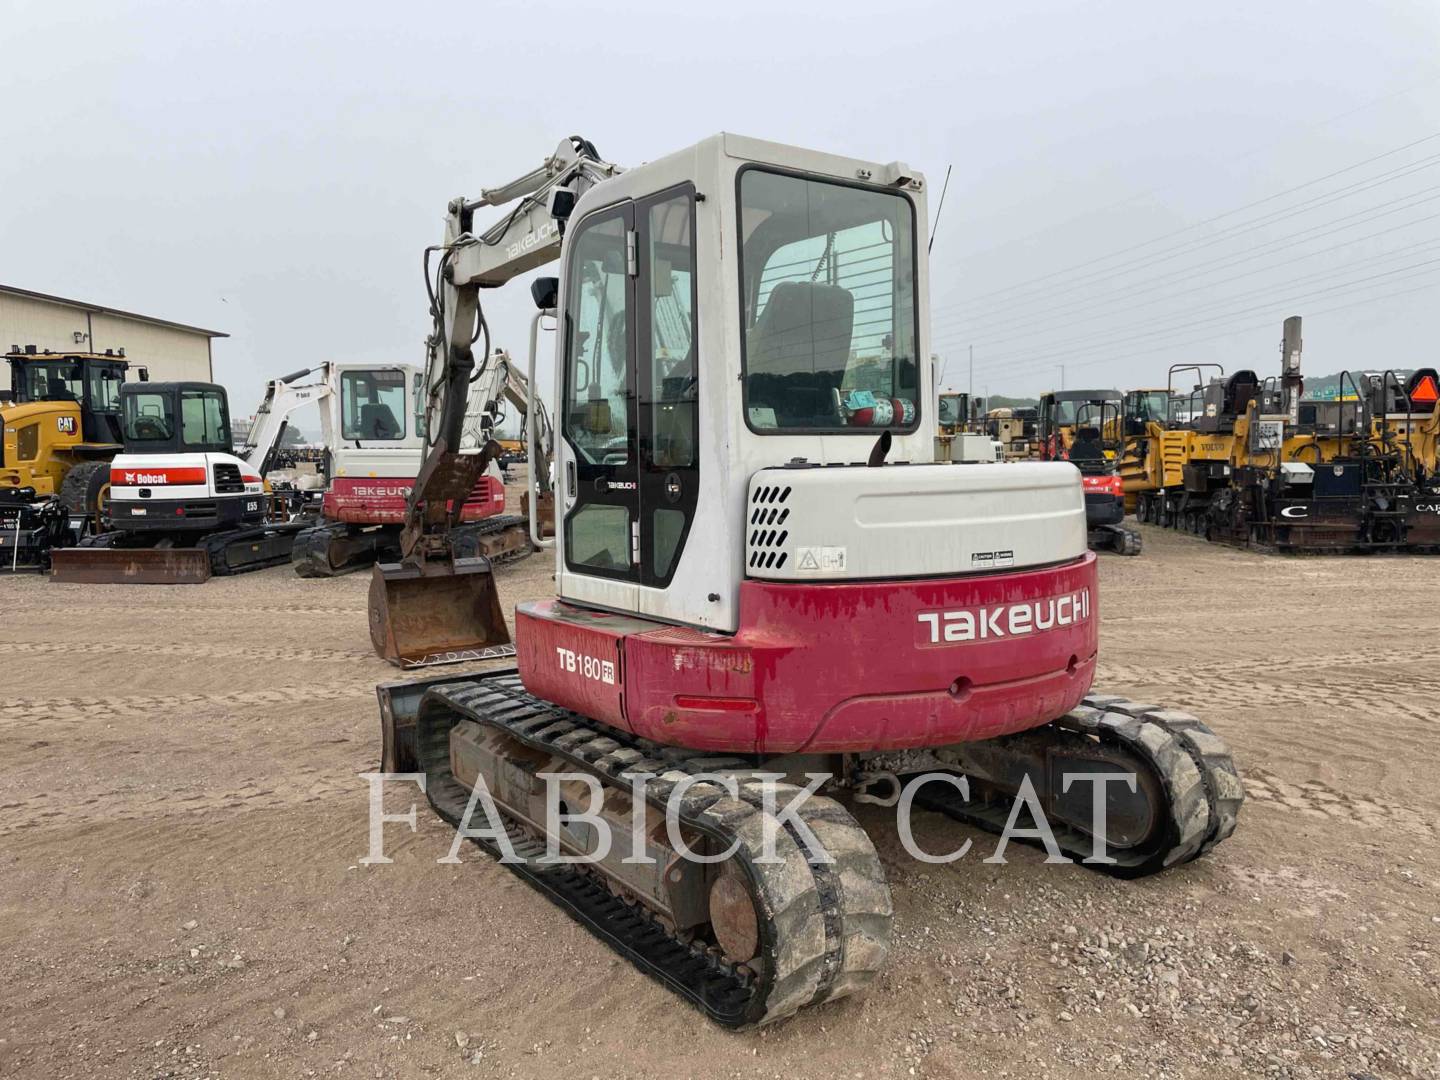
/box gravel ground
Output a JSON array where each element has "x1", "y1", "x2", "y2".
[{"x1": 0, "y1": 508, "x2": 1437, "y2": 1079}]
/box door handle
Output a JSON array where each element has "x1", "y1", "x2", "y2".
[{"x1": 566, "y1": 460, "x2": 577, "y2": 499}]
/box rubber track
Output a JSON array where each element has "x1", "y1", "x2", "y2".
[
  {"x1": 453, "y1": 514, "x2": 533, "y2": 567},
  {"x1": 293, "y1": 515, "x2": 533, "y2": 578},
  {"x1": 290, "y1": 521, "x2": 383, "y2": 578},
  {"x1": 916, "y1": 695, "x2": 1241, "y2": 877},
  {"x1": 201, "y1": 523, "x2": 303, "y2": 577},
  {"x1": 413, "y1": 671, "x2": 891, "y2": 1028},
  {"x1": 78, "y1": 526, "x2": 301, "y2": 578},
  {"x1": 1083, "y1": 696, "x2": 1245, "y2": 856}
]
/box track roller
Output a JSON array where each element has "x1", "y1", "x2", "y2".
[{"x1": 409, "y1": 673, "x2": 892, "y2": 1028}]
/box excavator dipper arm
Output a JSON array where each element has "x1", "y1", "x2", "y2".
[{"x1": 370, "y1": 137, "x2": 620, "y2": 665}]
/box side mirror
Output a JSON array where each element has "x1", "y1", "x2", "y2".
[{"x1": 531, "y1": 277, "x2": 559, "y2": 311}]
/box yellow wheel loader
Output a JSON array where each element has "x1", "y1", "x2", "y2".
[{"x1": 0, "y1": 346, "x2": 135, "y2": 569}]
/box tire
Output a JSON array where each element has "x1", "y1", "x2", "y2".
[{"x1": 59, "y1": 460, "x2": 112, "y2": 524}]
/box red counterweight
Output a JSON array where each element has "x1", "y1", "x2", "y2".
[{"x1": 516, "y1": 552, "x2": 1099, "y2": 754}]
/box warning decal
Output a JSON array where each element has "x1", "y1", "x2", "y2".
[{"x1": 794, "y1": 546, "x2": 847, "y2": 574}]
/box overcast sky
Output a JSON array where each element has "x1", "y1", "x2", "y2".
[{"x1": 4, "y1": 0, "x2": 1438, "y2": 417}]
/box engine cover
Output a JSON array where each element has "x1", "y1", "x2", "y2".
[{"x1": 746, "y1": 461, "x2": 1086, "y2": 580}]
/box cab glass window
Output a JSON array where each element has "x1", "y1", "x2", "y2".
[
  {"x1": 564, "y1": 215, "x2": 631, "y2": 465},
  {"x1": 646, "y1": 193, "x2": 697, "y2": 469},
  {"x1": 123, "y1": 391, "x2": 176, "y2": 442},
  {"x1": 739, "y1": 169, "x2": 918, "y2": 433},
  {"x1": 87, "y1": 365, "x2": 124, "y2": 411},
  {"x1": 563, "y1": 211, "x2": 634, "y2": 575},
  {"x1": 180, "y1": 390, "x2": 230, "y2": 451},
  {"x1": 341, "y1": 370, "x2": 407, "y2": 441},
  {"x1": 22, "y1": 362, "x2": 84, "y2": 403}
]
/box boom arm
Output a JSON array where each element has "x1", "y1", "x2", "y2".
[
  {"x1": 463, "y1": 349, "x2": 554, "y2": 493},
  {"x1": 241, "y1": 365, "x2": 333, "y2": 476},
  {"x1": 403, "y1": 136, "x2": 618, "y2": 558}
]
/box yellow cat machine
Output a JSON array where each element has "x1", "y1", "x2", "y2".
[
  {"x1": 1036, "y1": 389, "x2": 1141, "y2": 554},
  {"x1": 0, "y1": 346, "x2": 134, "y2": 569},
  {"x1": 1363, "y1": 367, "x2": 1440, "y2": 549},
  {"x1": 983, "y1": 405, "x2": 1037, "y2": 460},
  {"x1": 935, "y1": 392, "x2": 999, "y2": 463},
  {"x1": 1133, "y1": 318, "x2": 1405, "y2": 552},
  {"x1": 1115, "y1": 386, "x2": 1174, "y2": 513}
]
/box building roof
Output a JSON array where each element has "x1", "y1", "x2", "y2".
[{"x1": 0, "y1": 283, "x2": 228, "y2": 339}]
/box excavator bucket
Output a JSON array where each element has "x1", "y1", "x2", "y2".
[
  {"x1": 49, "y1": 546, "x2": 212, "y2": 584},
  {"x1": 368, "y1": 557, "x2": 511, "y2": 667}
]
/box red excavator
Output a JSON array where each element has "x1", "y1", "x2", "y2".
[
  {"x1": 373, "y1": 134, "x2": 1243, "y2": 1028},
  {"x1": 269, "y1": 360, "x2": 531, "y2": 577}
]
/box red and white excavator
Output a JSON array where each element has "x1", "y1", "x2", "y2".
[
  {"x1": 266, "y1": 360, "x2": 533, "y2": 577},
  {"x1": 373, "y1": 135, "x2": 1243, "y2": 1027}
]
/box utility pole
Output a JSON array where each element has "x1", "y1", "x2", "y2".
[
  {"x1": 1058, "y1": 364, "x2": 1065, "y2": 391},
  {"x1": 1280, "y1": 315, "x2": 1302, "y2": 426},
  {"x1": 968, "y1": 345, "x2": 974, "y2": 407}
]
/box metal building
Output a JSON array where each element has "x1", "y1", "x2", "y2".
[{"x1": 0, "y1": 284, "x2": 226, "y2": 382}]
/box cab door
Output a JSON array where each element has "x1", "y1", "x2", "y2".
[
  {"x1": 558, "y1": 203, "x2": 641, "y2": 613},
  {"x1": 558, "y1": 187, "x2": 702, "y2": 620},
  {"x1": 635, "y1": 186, "x2": 700, "y2": 617}
]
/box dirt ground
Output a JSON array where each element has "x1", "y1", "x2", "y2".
[{"x1": 2, "y1": 515, "x2": 1438, "y2": 1080}]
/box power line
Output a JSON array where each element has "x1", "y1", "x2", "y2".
[
  {"x1": 962, "y1": 257, "x2": 1440, "y2": 373},
  {"x1": 951, "y1": 258, "x2": 1440, "y2": 377},
  {"x1": 934, "y1": 151, "x2": 1440, "y2": 329},
  {"x1": 978, "y1": 277, "x2": 1440, "y2": 391},
  {"x1": 936, "y1": 69, "x2": 1440, "y2": 274},
  {"x1": 932, "y1": 207, "x2": 1440, "y2": 343},
  {"x1": 931, "y1": 185, "x2": 1440, "y2": 354},
  {"x1": 944, "y1": 129, "x2": 1440, "y2": 309},
  {"x1": 945, "y1": 230, "x2": 1440, "y2": 351}
]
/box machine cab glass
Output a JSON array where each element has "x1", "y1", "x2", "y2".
[
  {"x1": 121, "y1": 383, "x2": 232, "y2": 454},
  {"x1": 738, "y1": 168, "x2": 919, "y2": 434}
]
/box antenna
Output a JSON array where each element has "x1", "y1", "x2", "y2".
[{"x1": 927, "y1": 164, "x2": 953, "y2": 255}]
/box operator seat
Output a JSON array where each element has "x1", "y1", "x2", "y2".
[
  {"x1": 359, "y1": 402, "x2": 402, "y2": 440},
  {"x1": 1069, "y1": 426, "x2": 1106, "y2": 463},
  {"x1": 46, "y1": 376, "x2": 77, "y2": 402},
  {"x1": 1224, "y1": 371, "x2": 1260, "y2": 417},
  {"x1": 747, "y1": 281, "x2": 854, "y2": 425}
]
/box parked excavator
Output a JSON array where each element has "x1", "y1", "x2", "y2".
[
  {"x1": 280, "y1": 359, "x2": 533, "y2": 577},
  {"x1": 372, "y1": 134, "x2": 1243, "y2": 1028},
  {"x1": 1035, "y1": 389, "x2": 1141, "y2": 555},
  {"x1": 49, "y1": 380, "x2": 309, "y2": 583}
]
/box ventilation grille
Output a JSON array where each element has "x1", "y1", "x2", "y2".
[
  {"x1": 212, "y1": 462, "x2": 245, "y2": 494},
  {"x1": 747, "y1": 483, "x2": 792, "y2": 571}
]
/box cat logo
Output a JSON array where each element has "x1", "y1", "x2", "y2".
[{"x1": 56, "y1": 416, "x2": 77, "y2": 436}]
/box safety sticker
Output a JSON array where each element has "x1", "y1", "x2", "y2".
[
  {"x1": 971, "y1": 549, "x2": 1015, "y2": 569},
  {"x1": 795, "y1": 546, "x2": 847, "y2": 573}
]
